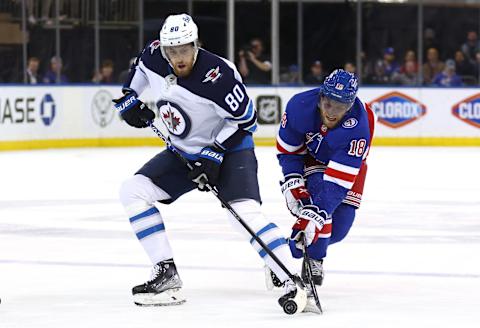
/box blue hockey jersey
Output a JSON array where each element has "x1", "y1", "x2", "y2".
[{"x1": 277, "y1": 87, "x2": 376, "y2": 214}]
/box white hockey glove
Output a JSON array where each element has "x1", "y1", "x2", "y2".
[
  {"x1": 280, "y1": 173, "x2": 312, "y2": 217},
  {"x1": 290, "y1": 205, "x2": 329, "y2": 247}
]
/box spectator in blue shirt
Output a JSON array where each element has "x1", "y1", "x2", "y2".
[
  {"x1": 432, "y1": 59, "x2": 463, "y2": 87},
  {"x1": 43, "y1": 56, "x2": 68, "y2": 84}
]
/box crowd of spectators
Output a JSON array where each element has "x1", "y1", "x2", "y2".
[
  {"x1": 19, "y1": 55, "x2": 131, "y2": 84},
  {"x1": 8, "y1": 30, "x2": 480, "y2": 87},
  {"x1": 238, "y1": 30, "x2": 480, "y2": 87}
]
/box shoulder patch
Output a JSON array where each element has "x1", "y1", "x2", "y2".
[
  {"x1": 342, "y1": 118, "x2": 358, "y2": 129},
  {"x1": 202, "y1": 66, "x2": 222, "y2": 83},
  {"x1": 149, "y1": 40, "x2": 161, "y2": 55}
]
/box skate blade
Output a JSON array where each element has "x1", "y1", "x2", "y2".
[
  {"x1": 302, "y1": 297, "x2": 322, "y2": 314},
  {"x1": 133, "y1": 288, "x2": 186, "y2": 307}
]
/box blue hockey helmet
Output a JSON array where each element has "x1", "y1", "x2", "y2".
[{"x1": 321, "y1": 69, "x2": 358, "y2": 104}]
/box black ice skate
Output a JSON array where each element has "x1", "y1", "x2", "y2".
[
  {"x1": 264, "y1": 266, "x2": 285, "y2": 290},
  {"x1": 132, "y1": 259, "x2": 186, "y2": 306},
  {"x1": 277, "y1": 276, "x2": 307, "y2": 315},
  {"x1": 302, "y1": 258, "x2": 324, "y2": 286}
]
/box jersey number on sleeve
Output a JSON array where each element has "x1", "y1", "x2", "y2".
[
  {"x1": 348, "y1": 139, "x2": 367, "y2": 157},
  {"x1": 224, "y1": 84, "x2": 245, "y2": 112}
]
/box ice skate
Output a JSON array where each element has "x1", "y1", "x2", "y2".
[
  {"x1": 264, "y1": 266, "x2": 285, "y2": 290},
  {"x1": 302, "y1": 285, "x2": 323, "y2": 314},
  {"x1": 302, "y1": 258, "x2": 324, "y2": 286},
  {"x1": 132, "y1": 259, "x2": 186, "y2": 306},
  {"x1": 277, "y1": 276, "x2": 307, "y2": 315}
]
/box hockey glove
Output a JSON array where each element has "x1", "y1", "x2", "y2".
[
  {"x1": 188, "y1": 146, "x2": 224, "y2": 191},
  {"x1": 280, "y1": 173, "x2": 312, "y2": 217},
  {"x1": 290, "y1": 205, "x2": 329, "y2": 248},
  {"x1": 113, "y1": 92, "x2": 155, "y2": 128}
]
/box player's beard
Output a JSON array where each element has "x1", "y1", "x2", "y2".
[{"x1": 172, "y1": 61, "x2": 194, "y2": 78}]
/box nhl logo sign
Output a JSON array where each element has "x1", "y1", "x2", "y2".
[
  {"x1": 256, "y1": 95, "x2": 281, "y2": 125},
  {"x1": 368, "y1": 91, "x2": 426, "y2": 128},
  {"x1": 451, "y1": 93, "x2": 480, "y2": 128}
]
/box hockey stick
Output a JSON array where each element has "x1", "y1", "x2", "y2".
[
  {"x1": 301, "y1": 233, "x2": 323, "y2": 314},
  {"x1": 144, "y1": 120, "x2": 301, "y2": 284}
]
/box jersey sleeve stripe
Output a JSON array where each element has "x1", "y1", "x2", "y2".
[
  {"x1": 229, "y1": 99, "x2": 255, "y2": 122},
  {"x1": 316, "y1": 219, "x2": 332, "y2": 239},
  {"x1": 276, "y1": 134, "x2": 307, "y2": 154},
  {"x1": 325, "y1": 167, "x2": 357, "y2": 182},
  {"x1": 328, "y1": 160, "x2": 360, "y2": 175},
  {"x1": 324, "y1": 167, "x2": 357, "y2": 189}
]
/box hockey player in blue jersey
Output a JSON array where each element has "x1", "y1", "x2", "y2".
[
  {"x1": 276, "y1": 69, "x2": 376, "y2": 287},
  {"x1": 113, "y1": 13, "x2": 307, "y2": 312}
]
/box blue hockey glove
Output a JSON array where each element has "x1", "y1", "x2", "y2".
[
  {"x1": 113, "y1": 92, "x2": 155, "y2": 128},
  {"x1": 188, "y1": 146, "x2": 224, "y2": 191},
  {"x1": 290, "y1": 205, "x2": 329, "y2": 250},
  {"x1": 280, "y1": 173, "x2": 312, "y2": 217}
]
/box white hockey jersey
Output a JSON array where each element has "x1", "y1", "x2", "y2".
[{"x1": 124, "y1": 40, "x2": 257, "y2": 155}]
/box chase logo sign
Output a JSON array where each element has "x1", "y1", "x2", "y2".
[
  {"x1": 451, "y1": 93, "x2": 480, "y2": 128},
  {"x1": 40, "y1": 94, "x2": 56, "y2": 126},
  {"x1": 368, "y1": 91, "x2": 426, "y2": 128}
]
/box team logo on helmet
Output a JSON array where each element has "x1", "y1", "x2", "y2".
[
  {"x1": 323, "y1": 69, "x2": 358, "y2": 104},
  {"x1": 202, "y1": 66, "x2": 222, "y2": 83},
  {"x1": 157, "y1": 100, "x2": 191, "y2": 138},
  {"x1": 451, "y1": 93, "x2": 480, "y2": 128},
  {"x1": 368, "y1": 91, "x2": 426, "y2": 128}
]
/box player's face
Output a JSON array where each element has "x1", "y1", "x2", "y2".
[
  {"x1": 164, "y1": 44, "x2": 196, "y2": 77},
  {"x1": 319, "y1": 96, "x2": 352, "y2": 129}
]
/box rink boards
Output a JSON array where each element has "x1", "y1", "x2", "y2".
[{"x1": 0, "y1": 85, "x2": 479, "y2": 150}]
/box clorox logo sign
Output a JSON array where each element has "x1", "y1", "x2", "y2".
[
  {"x1": 451, "y1": 93, "x2": 480, "y2": 128},
  {"x1": 368, "y1": 91, "x2": 426, "y2": 128}
]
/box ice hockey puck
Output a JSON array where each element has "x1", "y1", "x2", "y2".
[{"x1": 282, "y1": 299, "x2": 297, "y2": 315}]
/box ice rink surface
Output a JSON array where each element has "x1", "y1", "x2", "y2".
[{"x1": 1, "y1": 146, "x2": 479, "y2": 328}]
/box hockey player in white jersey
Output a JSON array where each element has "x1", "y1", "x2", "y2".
[{"x1": 113, "y1": 13, "x2": 306, "y2": 313}]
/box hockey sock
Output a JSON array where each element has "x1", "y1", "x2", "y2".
[
  {"x1": 119, "y1": 175, "x2": 174, "y2": 264},
  {"x1": 226, "y1": 199, "x2": 298, "y2": 282}
]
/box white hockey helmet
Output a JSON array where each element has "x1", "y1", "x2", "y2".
[{"x1": 159, "y1": 14, "x2": 199, "y2": 63}]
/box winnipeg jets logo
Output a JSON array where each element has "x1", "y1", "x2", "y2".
[
  {"x1": 202, "y1": 66, "x2": 222, "y2": 83},
  {"x1": 157, "y1": 100, "x2": 191, "y2": 138},
  {"x1": 163, "y1": 107, "x2": 181, "y2": 132},
  {"x1": 149, "y1": 40, "x2": 161, "y2": 54}
]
